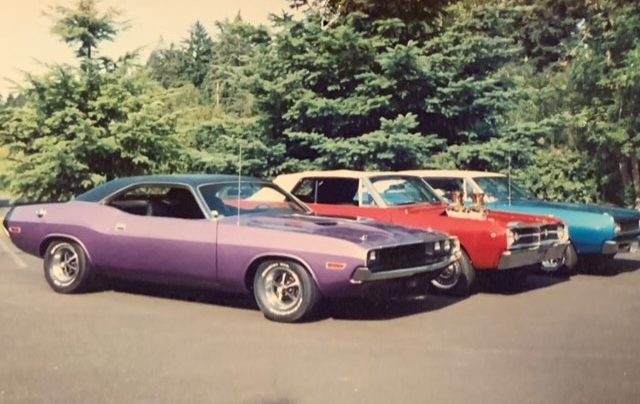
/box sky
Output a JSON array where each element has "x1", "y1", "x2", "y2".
[{"x1": 0, "y1": 0, "x2": 293, "y2": 96}]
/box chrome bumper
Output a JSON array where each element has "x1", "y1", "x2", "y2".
[
  {"x1": 603, "y1": 237, "x2": 640, "y2": 255},
  {"x1": 497, "y1": 242, "x2": 569, "y2": 270},
  {"x1": 351, "y1": 251, "x2": 461, "y2": 284}
]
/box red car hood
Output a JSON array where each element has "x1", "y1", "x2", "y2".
[{"x1": 400, "y1": 204, "x2": 562, "y2": 226}]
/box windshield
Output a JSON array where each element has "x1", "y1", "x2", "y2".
[
  {"x1": 370, "y1": 176, "x2": 444, "y2": 206},
  {"x1": 473, "y1": 176, "x2": 532, "y2": 201},
  {"x1": 199, "y1": 182, "x2": 309, "y2": 216}
]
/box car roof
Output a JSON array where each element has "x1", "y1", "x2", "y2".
[
  {"x1": 76, "y1": 174, "x2": 265, "y2": 202},
  {"x1": 274, "y1": 170, "x2": 418, "y2": 190},
  {"x1": 401, "y1": 170, "x2": 506, "y2": 178}
]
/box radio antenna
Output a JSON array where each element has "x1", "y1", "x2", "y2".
[
  {"x1": 508, "y1": 150, "x2": 512, "y2": 207},
  {"x1": 237, "y1": 143, "x2": 242, "y2": 227}
]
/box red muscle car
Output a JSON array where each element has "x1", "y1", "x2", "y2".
[{"x1": 275, "y1": 170, "x2": 569, "y2": 296}]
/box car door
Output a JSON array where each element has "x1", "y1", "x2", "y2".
[{"x1": 101, "y1": 184, "x2": 217, "y2": 282}]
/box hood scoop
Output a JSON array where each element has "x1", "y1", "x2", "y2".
[{"x1": 312, "y1": 220, "x2": 339, "y2": 226}]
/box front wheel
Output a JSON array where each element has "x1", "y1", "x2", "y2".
[
  {"x1": 430, "y1": 251, "x2": 475, "y2": 296},
  {"x1": 44, "y1": 240, "x2": 95, "y2": 294},
  {"x1": 541, "y1": 242, "x2": 578, "y2": 276},
  {"x1": 253, "y1": 260, "x2": 320, "y2": 322}
]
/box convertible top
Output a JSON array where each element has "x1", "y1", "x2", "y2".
[{"x1": 76, "y1": 174, "x2": 265, "y2": 203}]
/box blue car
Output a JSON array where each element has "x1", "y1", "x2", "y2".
[{"x1": 405, "y1": 170, "x2": 640, "y2": 272}]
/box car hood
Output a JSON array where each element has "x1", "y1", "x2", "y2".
[
  {"x1": 491, "y1": 199, "x2": 640, "y2": 223},
  {"x1": 239, "y1": 213, "x2": 446, "y2": 249},
  {"x1": 400, "y1": 204, "x2": 559, "y2": 226}
]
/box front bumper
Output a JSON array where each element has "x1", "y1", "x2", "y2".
[
  {"x1": 1, "y1": 209, "x2": 11, "y2": 238},
  {"x1": 497, "y1": 242, "x2": 569, "y2": 270},
  {"x1": 350, "y1": 251, "x2": 460, "y2": 283},
  {"x1": 603, "y1": 236, "x2": 640, "y2": 255}
]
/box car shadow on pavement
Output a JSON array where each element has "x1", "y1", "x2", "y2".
[
  {"x1": 106, "y1": 279, "x2": 260, "y2": 312},
  {"x1": 325, "y1": 294, "x2": 467, "y2": 321},
  {"x1": 579, "y1": 256, "x2": 640, "y2": 277},
  {"x1": 103, "y1": 279, "x2": 467, "y2": 322},
  {"x1": 474, "y1": 273, "x2": 570, "y2": 296}
]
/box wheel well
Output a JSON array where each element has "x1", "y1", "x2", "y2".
[
  {"x1": 39, "y1": 236, "x2": 81, "y2": 257},
  {"x1": 244, "y1": 255, "x2": 312, "y2": 292}
]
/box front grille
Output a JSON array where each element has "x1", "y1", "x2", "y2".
[
  {"x1": 510, "y1": 224, "x2": 562, "y2": 250},
  {"x1": 368, "y1": 242, "x2": 449, "y2": 272},
  {"x1": 617, "y1": 219, "x2": 639, "y2": 234}
]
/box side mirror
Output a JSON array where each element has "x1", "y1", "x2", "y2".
[{"x1": 210, "y1": 210, "x2": 220, "y2": 219}]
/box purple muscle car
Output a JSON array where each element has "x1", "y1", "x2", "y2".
[{"x1": 2, "y1": 175, "x2": 460, "y2": 322}]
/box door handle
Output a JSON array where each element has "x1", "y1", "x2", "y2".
[{"x1": 115, "y1": 223, "x2": 126, "y2": 231}]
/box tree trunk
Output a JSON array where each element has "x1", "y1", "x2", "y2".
[
  {"x1": 630, "y1": 157, "x2": 640, "y2": 209},
  {"x1": 619, "y1": 158, "x2": 631, "y2": 190}
]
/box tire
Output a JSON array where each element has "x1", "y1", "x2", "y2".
[
  {"x1": 430, "y1": 251, "x2": 475, "y2": 297},
  {"x1": 253, "y1": 260, "x2": 320, "y2": 323},
  {"x1": 43, "y1": 240, "x2": 95, "y2": 294},
  {"x1": 543, "y1": 242, "x2": 579, "y2": 277}
]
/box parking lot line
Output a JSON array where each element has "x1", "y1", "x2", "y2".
[{"x1": 0, "y1": 235, "x2": 27, "y2": 269}]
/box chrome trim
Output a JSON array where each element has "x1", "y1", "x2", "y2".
[
  {"x1": 350, "y1": 252, "x2": 460, "y2": 283},
  {"x1": 615, "y1": 229, "x2": 640, "y2": 238},
  {"x1": 602, "y1": 241, "x2": 618, "y2": 255},
  {"x1": 498, "y1": 242, "x2": 568, "y2": 270},
  {"x1": 507, "y1": 223, "x2": 564, "y2": 251},
  {"x1": 39, "y1": 233, "x2": 94, "y2": 263}
]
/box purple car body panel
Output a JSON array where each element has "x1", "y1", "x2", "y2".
[{"x1": 3, "y1": 175, "x2": 458, "y2": 298}]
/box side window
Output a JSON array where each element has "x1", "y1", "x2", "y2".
[
  {"x1": 291, "y1": 177, "x2": 359, "y2": 205},
  {"x1": 108, "y1": 185, "x2": 205, "y2": 219},
  {"x1": 315, "y1": 178, "x2": 359, "y2": 205},
  {"x1": 291, "y1": 178, "x2": 317, "y2": 203}
]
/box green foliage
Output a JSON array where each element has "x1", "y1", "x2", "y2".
[
  {"x1": 0, "y1": 1, "x2": 180, "y2": 201},
  {"x1": 287, "y1": 114, "x2": 445, "y2": 170},
  {"x1": 49, "y1": 0, "x2": 122, "y2": 60},
  {"x1": 513, "y1": 147, "x2": 599, "y2": 203},
  {"x1": 0, "y1": 64, "x2": 180, "y2": 201},
  {"x1": 184, "y1": 116, "x2": 285, "y2": 178},
  {"x1": 288, "y1": 0, "x2": 452, "y2": 24},
  {"x1": 5, "y1": 0, "x2": 640, "y2": 208}
]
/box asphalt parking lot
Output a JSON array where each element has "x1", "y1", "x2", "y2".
[{"x1": 1, "y1": 224, "x2": 639, "y2": 404}]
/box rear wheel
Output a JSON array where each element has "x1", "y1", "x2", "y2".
[
  {"x1": 44, "y1": 240, "x2": 95, "y2": 294},
  {"x1": 430, "y1": 251, "x2": 475, "y2": 296},
  {"x1": 253, "y1": 260, "x2": 320, "y2": 322}
]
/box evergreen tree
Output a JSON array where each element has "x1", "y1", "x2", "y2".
[{"x1": 0, "y1": 1, "x2": 180, "y2": 200}]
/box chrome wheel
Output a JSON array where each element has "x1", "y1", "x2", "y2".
[
  {"x1": 432, "y1": 262, "x2": 461, "y2": 290},
  {"x1": 48, "y1": 243, "x2": 80, "y2": 287},
  {"x1": 541, "y1": 256, "x2": 565, "y2": 272},
  {"x1": 262, "y1": 264, "x2": 303, "y2": 314}
]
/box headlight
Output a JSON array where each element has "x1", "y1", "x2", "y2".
[
  {"x1": 434, "y1": 241, "x2": 442, "y2": 253},
  {"x1": 450, "y1": 237, "x2": 461, "y2": 254},
  {"x1": 443, "y1": 239, "x2": 451, "y2": 252},
  {"x1": 557, "y1": 225, "x2": 570, "y2": 242},
  {"x1": 367, "y1": 250, "x2": 377, "y2": 266},
  {"x1": 506, "y1": 229, "x2": 515, "y2": 249},
  {"x1": 615, "y1": 223, "x2": 621, "y2": 234}
]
